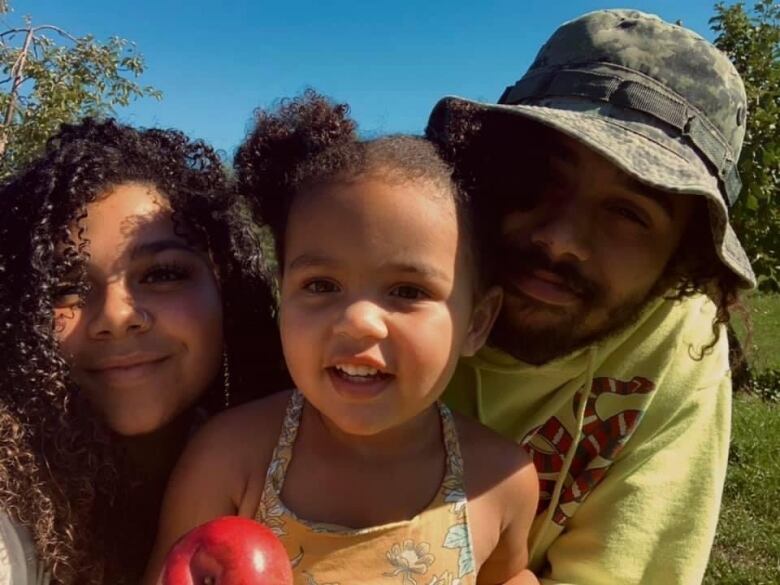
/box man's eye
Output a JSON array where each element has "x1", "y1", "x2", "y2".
[
  {"x1": 609, "y1": 205, "x2": 649, "y2": 228},
  {"x1": 141, "y1": 263, "x2": 191, "y2": 284},
  {"x1": 390, "y1": 285, "x2": 429, "y2": 300},
  {"x1": 303, "y1": 279, "x2": 340, "y2": 294}
]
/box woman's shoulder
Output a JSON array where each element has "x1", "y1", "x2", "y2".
[{"x1": 0, "y1": 513, "x2": 49, "y2": 585}]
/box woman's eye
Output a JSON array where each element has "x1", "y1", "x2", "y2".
[
  {"x1": 390, "y1": 285, "x2": 429, "y2": 300},
  {"x1": 304, "y1": 279, "x2": 339, "y2": 294},
  {"x1": 52, "y1": 284, "x2": 86, "y2": 308},
  {"x1": 141, "y1": 264, "x2": 191, "y2": 284}
]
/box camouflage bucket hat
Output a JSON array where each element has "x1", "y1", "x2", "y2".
[{"x1": 429, "y1": 9, "x2": 756, "y2": 288}]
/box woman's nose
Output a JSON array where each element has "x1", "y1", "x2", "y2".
[{"x1": 86, "y1": 282, "x2": 152, "y2": 339}]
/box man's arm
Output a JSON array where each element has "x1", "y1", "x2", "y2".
[{"x1": 539, "y1": 376, "x2": 731, "y2": 585}]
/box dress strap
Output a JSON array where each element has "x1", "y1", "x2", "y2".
[
  {"x1": 435, "y1": 401, "x2": 476, "y2": 580},
  {"x1": 437, "y1": 401, "x2": 469, "y2": 505},
  {"x1": 263, "y1": 390, "x2": 305, "y2": 495}
]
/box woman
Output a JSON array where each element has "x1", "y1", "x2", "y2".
[{"x1": 0, "y1": 118, "x2": 288, "y2": 584}]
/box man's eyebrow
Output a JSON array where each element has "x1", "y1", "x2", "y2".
[
  {"x1": 547, "y1": 136, "x2": 676, "y2": 219},
  {"x1": 546, "y1": 140, "x2": 579, "y2": 166},
  {"x1": 625, "y1": 178, "x2": 675, "y2": 219},
  {"x1": 130, "y1": 239, "x2": 198, "y2": 259}
]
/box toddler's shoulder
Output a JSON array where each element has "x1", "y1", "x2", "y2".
[
  {"x1": 186, "y1": 390, "x2": 293, "y2": 470},
  {"x1": 453, "y1": 411, "x2": 531, "y2": 475},
  {"x1": 452, "y1": 411, "x2": 537, "y2": 512}
]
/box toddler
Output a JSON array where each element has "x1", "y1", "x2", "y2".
[{"x1": 145, "y1": 92, "x2": 539, "y2": 585}]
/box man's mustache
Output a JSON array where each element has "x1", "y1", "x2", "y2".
[{"x1": 498, "y1": 243, "x2": 600, "y2": 301}]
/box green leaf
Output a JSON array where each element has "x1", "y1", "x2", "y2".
[
  {"x1": 0, "y1": 8, "x2": 161, "y2": 179},
  {"x1": 712, "y1": 1, "x2": 780, "y2": 283}
]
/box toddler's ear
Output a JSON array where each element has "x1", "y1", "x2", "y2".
[{"x1": 461, "y1": 286, "x2": 503, "y2": 357}]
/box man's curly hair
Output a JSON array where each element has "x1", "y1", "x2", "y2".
[
  {"x1": 425, "y1": 99, "x2": 744, "y2": 355},
  {"x1": 234, "y1": 90, "x2": 473, "y2": 273},
  {"x1": 0, "y1": 118, "x2": 289, "y2": 584}
]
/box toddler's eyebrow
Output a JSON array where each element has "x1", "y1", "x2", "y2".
[
  {"x1": 287, "y1": 254, "x2": 450, "y2": 283},
  {"x1": 130, "y1": 239, "x2": 198, "y2": 259},
  {"x1": 381, "y1": 262, "x2": 451, "y2": 283},
  {"x1": 287, "y1": 253, "x2": 337, "y2": 271}
]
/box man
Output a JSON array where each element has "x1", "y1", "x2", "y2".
[{"x1": 427, "y1": 9, "x2": 755, "y2": 585}]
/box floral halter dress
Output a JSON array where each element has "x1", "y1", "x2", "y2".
[{"x1": 255, "y1": 390, "x2": 477, "y2": 585}]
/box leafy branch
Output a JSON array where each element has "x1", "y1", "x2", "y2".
[{"x1": 0, "y1": 3, "x2": 161, "y2": 178}]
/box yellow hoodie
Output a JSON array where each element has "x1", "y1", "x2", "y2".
[{"x1": 444, "y1": 294, "x2": 730, "y2": 585}]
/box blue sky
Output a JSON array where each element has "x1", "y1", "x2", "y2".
[{"x1": 12, "y1": 1, "x2": 723, "y2": 159}]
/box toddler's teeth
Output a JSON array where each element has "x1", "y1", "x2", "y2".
[{"x1": 336, "y1": 364, "x2": 379, "y2": 377}]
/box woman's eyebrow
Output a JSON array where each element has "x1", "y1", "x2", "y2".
[{"x1": 130, "y1": 239, "x2": 197, "y2": 259}]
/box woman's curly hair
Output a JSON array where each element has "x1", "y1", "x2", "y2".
[
  {"x1": 235, "y1": 90, "x2": 472, "y2": 272},
  {"x1": 0, "y1": 118, "x2": 288, "y2": 584},
  {"x1": 425, "y1": 98, "x2": 745, "y2": 354}
]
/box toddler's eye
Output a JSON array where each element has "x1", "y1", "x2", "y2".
[
  {"x1": 304, "y1": 279, "x2": 340, "y2": 294},
  {"x1": 390, "y1": 285, "x2": 429, "y2": 300}
]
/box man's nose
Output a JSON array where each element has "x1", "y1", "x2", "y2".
[{"x1": 530, "y1": 198, "x2": 592, "y2": 263}]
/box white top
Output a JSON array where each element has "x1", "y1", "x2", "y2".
[{"x1": 0, "y1": 514, "x2": 49, "y2": 585}]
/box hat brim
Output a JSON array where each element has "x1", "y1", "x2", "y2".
[{"x1": 430, "y1": 95, "x2": 756, "y2": 289}]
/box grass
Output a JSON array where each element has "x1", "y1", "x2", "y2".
[
  {"x1": 705, "y1": 396, "x2": 780, "y2": 584},
  {"x1": 733, "y1": 292, "x2": 780, "y2": 372},
  {"x1": 704, "y1": 293, "x2": 780, "y2": 584}
]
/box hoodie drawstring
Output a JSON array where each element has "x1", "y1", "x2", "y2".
[
  {"x1": 528, "y1": 345, "x2": 598, "y2": 561},
  {"x1": 475, "y1": 367, "x2": 486, "y2": 424}
]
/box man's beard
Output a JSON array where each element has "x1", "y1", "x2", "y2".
[{"x1": 489, "y1": 244, "x2": 659, "y2": 365}]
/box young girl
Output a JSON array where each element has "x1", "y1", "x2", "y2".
[
  {"x1": 145, "y1": 92, "x2": 539, "y2": 585},
  {"x1": 0, "y1": 119, "x2": 288, "y2": 584}
]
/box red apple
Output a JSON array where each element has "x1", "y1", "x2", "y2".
[{"x1": 162, "y1": 516, "x2": 293, "y2": 585}]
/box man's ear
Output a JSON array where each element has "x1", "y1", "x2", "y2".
[{"x1": 461, "y1": 286, "x2": 503, "y2": 357}]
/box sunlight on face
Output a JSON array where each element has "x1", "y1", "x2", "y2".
[
  {"x1": 54, "y1": 182, "x2": 224, "y2": 436},
  {"x1": 279, "y1": 174, "x2": 486, "y2": 439},
  {"x1": 493, "y1": 134, "x2": 695, "y2": 363}
]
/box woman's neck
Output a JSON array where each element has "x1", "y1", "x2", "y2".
[
  {"x1": 119, "y1": 409, "x2": 196, "y2": 486},
  {"x1": 102, "y1": 410, "x2": 200, "y2": 584}
]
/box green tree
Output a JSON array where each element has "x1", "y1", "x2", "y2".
[
  {"x1": 711, "y1": 0, "x2": 780, "y2": 291},
  {"x1": 0, "y1": 2, "x2": 161, "y2": 179}
]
